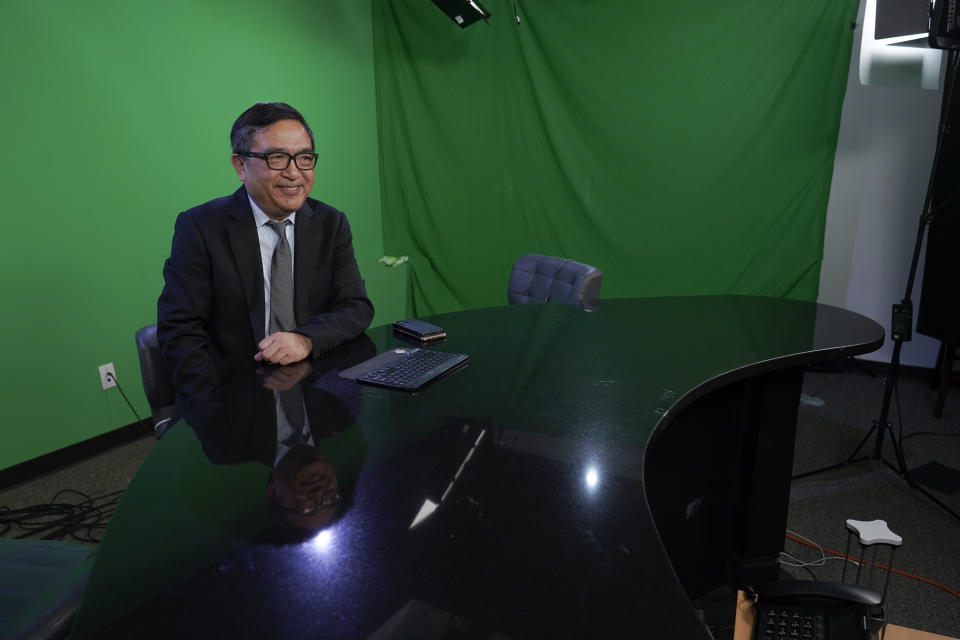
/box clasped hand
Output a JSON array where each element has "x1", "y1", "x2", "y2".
[
  {"x1": 261, "y1": 360, "x2": 314, "y2": 391},
  {"x1": 254, "y1": 331, "x2": 312, "y2": 366}
]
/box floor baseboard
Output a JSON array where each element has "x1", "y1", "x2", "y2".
[{"x1": 0, "y1": 421, "x2": 154, "y2": 491}]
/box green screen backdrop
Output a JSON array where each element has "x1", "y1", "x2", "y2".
[{"x1": 373, "y1": 0, "x2": 858, "y2": 315}]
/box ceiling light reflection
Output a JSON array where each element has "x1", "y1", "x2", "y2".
[
  {"x1": 311, "y1": 529, "x2": 333, "y2": 552},
  {"x1": 585, "y1": 467, "x2": 599, "y2": 490}
]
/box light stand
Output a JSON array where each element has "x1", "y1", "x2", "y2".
[{"x1": 794, "y1": 50, "x2": 960, "y2": 523}]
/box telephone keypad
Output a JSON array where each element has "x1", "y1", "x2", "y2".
[{"x1": 760, "y1": 607, "x2": 826, "y2": 640}]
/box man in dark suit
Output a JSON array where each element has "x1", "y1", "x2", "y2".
[{"x1": 158, "y1": 102, "x2": 374, "y2": 424}]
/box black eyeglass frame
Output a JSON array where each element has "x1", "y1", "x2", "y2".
[
  {"x1": 237, "y1": 150, "x2": 319, "y2": 171},
  {"x1": 279, "y1": 490, "x2": 342, "y2": 517}
]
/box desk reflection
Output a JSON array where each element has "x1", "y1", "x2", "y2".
[
  {"x1": 73, "y1": 299, "x2": 884, "y2": 640},
  {"x1": 188, "y1": 334, "x2": 375, "y2": 537},
  {"x1": 70, "y1": 336, "x2": 377, "y2": 639},
  {"x1": 268, "y1": 444, "x2": 341, "y2": 535}
]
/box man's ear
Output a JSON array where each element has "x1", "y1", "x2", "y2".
[{"x1": 231, "y1": 153, "x2": 246, "y2": 181}]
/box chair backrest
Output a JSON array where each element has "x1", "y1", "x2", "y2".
[
  {"x1": 134, "y1": 324, "x2": 175, "y2": 437},
  {"x1": 507, "y1": 254, "x2": 603, "y2": 310}
]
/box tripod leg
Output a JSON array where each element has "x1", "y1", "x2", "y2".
[
  {"x1": 846, "y1": 422, "x2": 878, "y2": 463},
  {"x1": 791, "y1": 423, "x2": 877, "y2": 480},
  {"x1": 935, "y1": 341, "x2": 954, "y2": 418}
]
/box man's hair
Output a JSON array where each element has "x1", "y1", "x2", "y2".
[{"x1": 230, "y1": 102, "x2": 315, "y2": 153}]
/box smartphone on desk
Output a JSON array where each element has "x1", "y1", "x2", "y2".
[
  {"x1": 752, "y1": 580, "x2": 885, "y2": 640},
  {"x1": 393, "y1": 318, "x2": 446, "y2": 343}
]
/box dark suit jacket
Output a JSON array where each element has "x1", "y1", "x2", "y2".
[
  {"x1": 157, "y1": 186, "x2": 374, "y2": 423},
  {"x1": 191, "y1": 335, "x2": 377, "y2": 466},
  {"x1": 192, "y1": 373, "x2": 358, "y2": 467}
]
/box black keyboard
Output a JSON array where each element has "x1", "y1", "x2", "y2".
[
  {"x1": 357, "y1": 348, "x2": 469, "y2": 392},
  {"x1": 757, "y1": 606, "x2": 826, "y2": 640}
]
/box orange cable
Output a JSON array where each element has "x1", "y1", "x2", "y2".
[{"x1": 784, "y1": 532, "x2": 960, "y2": 601}]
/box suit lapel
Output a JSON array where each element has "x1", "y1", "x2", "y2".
[
  {"x1": 294, "y1": 201, "x2": 321, "y2": 324},
  {"x1": 225, "y1": 187, "x2": 266, "y2": 345}
]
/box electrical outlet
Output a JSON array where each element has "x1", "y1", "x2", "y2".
[{"x1": 98, "y1": 363, "x2": 117, "y2": 390}]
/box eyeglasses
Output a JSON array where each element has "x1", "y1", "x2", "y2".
[
  {"x1": 281, "y1": 490, "x2": 341, "y2": 517},
  {"x1": 238, "y1": 150, "x2": 319, "y2": 171}
]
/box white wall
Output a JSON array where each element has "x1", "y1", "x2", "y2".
[{"x1": 819, "y1": 0, "x2": 944, "y2": 368}]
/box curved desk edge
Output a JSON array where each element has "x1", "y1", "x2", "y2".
[{"x1": 643, "y1": 301, "x2": 884, "y2": 602}]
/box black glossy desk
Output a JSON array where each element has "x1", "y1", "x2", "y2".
[{"x1": 72, "y1": 297, "x2": 883, "y2": 639}]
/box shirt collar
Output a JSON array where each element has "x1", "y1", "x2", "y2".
[{"x1": 247, "y1": 194, "x2": 297, "y2": 227}]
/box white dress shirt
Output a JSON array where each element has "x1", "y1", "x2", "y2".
[{"x1": 246, "y1": 196, "x2": 313, "y2": 462}]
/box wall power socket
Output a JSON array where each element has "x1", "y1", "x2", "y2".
[{"x1": 99, "y1": 363, "x2": 117, "y2": 390}]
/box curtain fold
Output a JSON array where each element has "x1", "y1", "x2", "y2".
[{"x1": 373, "y1": 0, "x2": 859, "y2": 315}]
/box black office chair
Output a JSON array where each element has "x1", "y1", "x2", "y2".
[
  {"x1": 134, "y1": 324, "x2": 175, "y2": 438},
  {"x1": 507, "y1": 254, "x2": 603, "y2": 311},
  {"x1": 0, "y1": 538, "x2": 96, "y2": 640}
]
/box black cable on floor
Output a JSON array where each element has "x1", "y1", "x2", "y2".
[
  {"x1": 902, "y1": 430, "x2": 960, "y2": 442},
  {"x1": 0, "y1": 488, "x2": 125, "y2": 544},
  {"x1": 894, "y1": 376, "x2": 960, "y2": 444}
]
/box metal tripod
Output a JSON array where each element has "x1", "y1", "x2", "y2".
[{"x1": 793, "y1": 51, "x2": 960, "y2": 523}]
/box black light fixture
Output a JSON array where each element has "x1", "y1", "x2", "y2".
[
  {"x1": 930, "y1": 0, "x2": 960, "y2": 49},
  {"x1": 430, "y1": 0, "x2": 491, "y2": 28}
]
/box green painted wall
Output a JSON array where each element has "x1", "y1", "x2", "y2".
[{"x1": 0, "y1": 0, "x2": 384, "y2": 470}]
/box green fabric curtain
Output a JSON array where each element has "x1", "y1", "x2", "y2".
[{"x1": 373, "y1": 0, "x2": 858, "y2": 315}]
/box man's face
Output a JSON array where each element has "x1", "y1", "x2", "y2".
[
  {"x1": 267, "y1": 445, "x2": 340, "y2": 532},
  {"x1": 231, "y1": 119, "x2": 315, "y2": 220}
]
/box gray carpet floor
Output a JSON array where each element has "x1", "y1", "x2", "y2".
[
  {"x1": 1, "y1": 360, "x2": 958, "y2": 637},
  {"x1": 784, "y1": 360, "x2": 960, "y2": 638},
  {"x1": 0, "y1": 434, "x2": 155, "y2": 544}
]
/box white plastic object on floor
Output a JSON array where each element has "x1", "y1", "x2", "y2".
[{"x1": 846, "y1": 519, "x2": 903, "y2": 546}]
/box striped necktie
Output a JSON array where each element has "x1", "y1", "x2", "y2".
[{"x1": 266, "y1": 219, "x2": 305, "y2": 431}]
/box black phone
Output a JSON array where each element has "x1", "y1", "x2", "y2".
[
  {"x1": 752, "y1": 580, "x2": 885, "y2": 640},
  {"x1": 392, "y1": 318, "x2": 447, "y2": 343}
]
